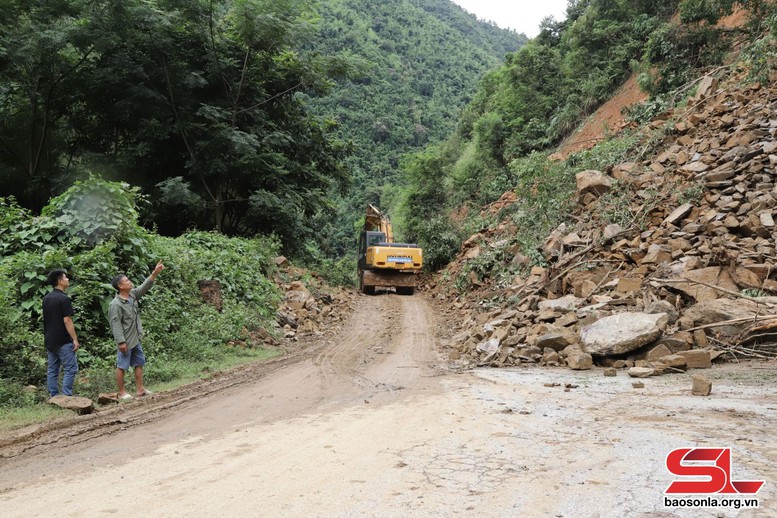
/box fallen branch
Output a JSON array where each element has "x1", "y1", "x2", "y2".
[{"x1": 685, "y1": 315, "x2": 777, "y2": 332}]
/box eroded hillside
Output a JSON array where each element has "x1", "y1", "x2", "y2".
[{"x1": 433, "y1": 70, "x2": 777, "y2": 376}]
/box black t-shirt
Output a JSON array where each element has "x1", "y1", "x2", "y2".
[{"x1": 42, "y1": 289, "x2": 74, "y2": 351}]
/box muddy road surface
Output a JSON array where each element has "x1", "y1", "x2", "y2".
[{"x1": 1, "y1": 294, "x2": 776, "y2": 517}]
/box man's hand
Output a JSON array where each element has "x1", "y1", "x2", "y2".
[
  {"x1": 118, "y1": 342, "x2": 128, "y2": 354},
  {"x1": 151, "y1": 260, "x2": 165, "y2": 278},
  {"x1": 72, "y1": 339, "x2": 80, "y2": 352}
]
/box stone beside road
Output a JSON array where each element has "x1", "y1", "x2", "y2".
[
  {"x1": 580, "y1": 312, "x2": 669, "y2": 356},
  {"x1": 48, "y1": 395, "x2": 93, "y2": 415}
]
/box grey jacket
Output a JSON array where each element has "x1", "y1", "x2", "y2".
[{"x1": 108, "y1": 276, "x2": 155, "y2": 349}]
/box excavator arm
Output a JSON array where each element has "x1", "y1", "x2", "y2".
[{"x1": 365, "y1": 204, "x2": 394, "y2": 242}]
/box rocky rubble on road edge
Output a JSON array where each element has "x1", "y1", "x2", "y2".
[
  {"x1": 271, "y1": 259, "x2": 355, "y2": 344},
  {"x1": 430, "y1": 71, "x2": 777, "y2": 376},
  {"x1": 197, "y1": 257, "x2": 355, "y2": 348}
]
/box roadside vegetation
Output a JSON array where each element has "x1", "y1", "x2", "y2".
[
  {"x1": 0, "y1": 179, "x2": 282, "y2": 414},
  {"x1": 0, "y1": 0, "x2": 523, "y2": 262}
]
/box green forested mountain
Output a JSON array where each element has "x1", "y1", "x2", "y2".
[
  {"x1": 304, "y1": 0, "x2": 525, "y2": 256},
  {"x1": 398, "y1": 0, "x2": 777, "y2": 269},
  {"x1": 0, "y1": 0, "x2": 523, "y2": 259},
  {"x1": 308, "y1": 0, "x2": 523, "y2": 165}
]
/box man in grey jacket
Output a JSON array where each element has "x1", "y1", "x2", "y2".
[{"x1": 109, "y1": 260, "x2": 164, "y2": 400}]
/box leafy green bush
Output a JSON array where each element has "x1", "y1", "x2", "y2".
[
  {"x1": 500, "y1": 139, "x2": 641, "y2": 268},
  {"x1": 0, "y1": 197, "x2": 29, "y2": 232},
  {"x1": 1, "y1": 178, "x2": 284, "y2": 399},
  {"x1": 0, "y1": 252, "x2": 56, "y2": 384},
  {"x1": 416, "y1": 216, "x2": 463, "y2": 272},
  {"x1": 623, "y1": 95, "x2": 671, "y2": 125},
  {"x1": 0, "y1": 379, "x2": 39, "y2": 408},
  {"x1": 742, "y1": 31, "x2": 777, "y2": 84},
  {"x1": 679, "y1": 0, "x2": 735, "y2": 25},
  {"x1": 639, "y1": 18, "x2": 731, "y2": 96},
  {"x1": 565, "y1": 132, "x2": 641, "y2": 171},
  {"x1": 304, "y1": 256, "x2": 356, "y2": 287},
  {"x1": 135, "y1": 232, "x2": 281, "y2": 366}
]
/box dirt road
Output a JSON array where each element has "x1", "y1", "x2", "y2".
[{"x1": 1, "y1": 293, "x2": 776, "y2": 517}]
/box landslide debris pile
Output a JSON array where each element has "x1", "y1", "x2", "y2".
[
  {"x1": 273, "y1": 257, "x2": 354, "y2": 343},
  {"x1": 434, "y1": 74, "x2": 777, "y2": 375}
]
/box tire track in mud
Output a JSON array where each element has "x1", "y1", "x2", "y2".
[
  {"x1": 310, "y1": 293, "x2": 393, "y2": 387},
  {"x1": 0, "y1": 347, "x2": 314, "y2": 461},
  {"x1": 0, "y1": 292, "x2": 441, "y2": 467},
  {"x1": 309, "y1": 293, "x2": 439, "y2": 400}
]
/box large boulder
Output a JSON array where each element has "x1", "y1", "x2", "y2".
[
  {"x1": 580, "y1": 312, "x2": 669, "y2": 356},
  {"x1": 576, "y1": 170, "x2": 612, "y2": 200},
  {"x1": 672, "y1": 267, "x2": 739, "y2": 302},
  {"x1": 682, "y1": 299, "x2": 761, "y2": 336}
]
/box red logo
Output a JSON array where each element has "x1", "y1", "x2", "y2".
[{"x1": 665, "y1": 448, "x2": 765, "y2": 494}]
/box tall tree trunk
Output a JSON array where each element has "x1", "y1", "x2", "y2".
[{"x1": 214, "y1": 188, "x2": 224, "y2": 233}]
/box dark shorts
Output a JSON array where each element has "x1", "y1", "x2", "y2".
[{"x1": 117, "y1": 342, "x2": 146, "y2": 370}]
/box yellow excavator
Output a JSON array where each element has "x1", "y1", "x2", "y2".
[{"x1": 358, "y1": 205, "x2": 423, "y2": 295}]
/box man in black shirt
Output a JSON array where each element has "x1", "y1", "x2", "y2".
[{"x1": 42, "y1": 269, "x2": 80, "y2": 397}]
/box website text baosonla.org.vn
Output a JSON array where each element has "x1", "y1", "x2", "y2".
[{"x1": 663, "y1": 496, "x2": 759, "y2": 510}]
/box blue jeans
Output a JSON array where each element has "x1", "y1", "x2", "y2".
[{"x1": 47, "y1": 343, "x2": 78, "y2": 397}]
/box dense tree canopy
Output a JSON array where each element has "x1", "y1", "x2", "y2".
[
  {"x1": 0, "y1": 0, "x2": 524, "y2": 257},
  {"x1": 0, "y1": 0, "x2": 350, "y2": 253}
]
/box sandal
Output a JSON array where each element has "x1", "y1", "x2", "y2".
[
  {"x1": 137, "y1": 390, "x2": 154, "y2": 397},
  {"x1": 118, "y1": 393, "x2": 133, "y2": 401}
]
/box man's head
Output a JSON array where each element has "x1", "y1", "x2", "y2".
[
  {"x1": 111, "y1": 273, "x2": 133, "y2": 292},
  {"x1": 47, "y1": 269, "x2": 69, "y2": 290}
]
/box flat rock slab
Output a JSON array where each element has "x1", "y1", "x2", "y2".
[
  {"x1": 628, "y1": 367, "x2": 656, "y2": 378},
  {"x1": 673, "y1": 267, "x2": 739, "y2": 302},
  {"x1": 48, "y1": 395, "x2": 94, "y2": 415},
  {"x1": 677, "y1": 349, "x2": 712, "y2": 369},
  {"x1": 98, "y1": 393, "x2": 120, "y2": 405},
  {"x1": 538, "y1": 295, "x2": 585, "y2": 312},
  {"x1": 581, "y1": 312, "x2": 668, "y2": 356}
]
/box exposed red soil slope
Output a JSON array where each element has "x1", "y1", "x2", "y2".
[{"x1": 553, "y1": 74, "x2": 647, "y2": 159}]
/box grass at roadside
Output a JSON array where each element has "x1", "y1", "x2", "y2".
[
  {"x1": 147, "y1": 346, "x2": 282, "y2": 393},
  {"x1": 0, "y1": 406, "x2": 73, "y2": 432},
  {"x1": 0, "y1": 346, "x2": 282, "y2": 433}
]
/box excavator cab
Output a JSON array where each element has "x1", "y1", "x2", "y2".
[
  {"x1": 368, "y1": 232, "x2": 385, "y2": 247},
  {"x1": 358, "y1": 231, "x2": 386, "y2": 272}
]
